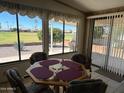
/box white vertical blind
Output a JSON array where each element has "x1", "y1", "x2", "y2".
[
  {"x1": 89, "y1": 12, "x2": 124, "y2": 76},
  {"x1": 108, "y1": 15, "x2": 124, "y2": 76}
]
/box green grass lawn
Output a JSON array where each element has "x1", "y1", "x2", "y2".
[
  {"x1": 65, "y1": 33, "x2": 74, "y2": 41},
  {"x1": 0, "y1": 32, "x2": 74, "y2": 44},
  {"x1": 0, "y1": 32, "x2": 40, "y2": 44}
]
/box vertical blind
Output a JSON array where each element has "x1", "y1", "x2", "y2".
[{"x1": 88, "y1": 12, "x2": 124, "y2": 76}]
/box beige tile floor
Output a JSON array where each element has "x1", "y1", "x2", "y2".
[
  {"x1": 91, "y1": 66, "x2": 123, "y2": 93},
  {"x1": 0, "y1": 66, "x2": 124, "y2": 93}
]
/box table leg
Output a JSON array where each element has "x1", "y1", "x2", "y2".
[
  {"x1": 63, "y1": 86, "x2": 66, "y2": 93},
  {"x1": 54, "y1": 86, "x2": 59, "y2": 93}
]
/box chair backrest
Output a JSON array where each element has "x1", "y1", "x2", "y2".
[
  {"x1": 66, "y1": 79, "x2": 107, "y2": 93},
  {"x1": 71, "y1": 54, "x2": 91, "y2": 70},
  {"x1": 71, "y1": 54, "x2": 86, "y2": 64},
  {"x1": 30, "y1": 52, "x2": 48, "y2": 65},
  {"x1": 6, "y1": 69, "x2": 28, "y2": 93}
]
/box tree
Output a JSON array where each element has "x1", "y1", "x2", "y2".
[
  {"x1": 52, "y1": 28, "x2": 63, "y2": 43},
  {"x1": 0, "y1": 23, "x2": 1, "y2": 29},
  {"x1": 37, "y1": 28, "x2": 63, "y2": 43},
  {"x1": 37, "y1": 30, "x2": 42, "y2": 40},
  {"x1": 10, "y1": 28, "x2": 17, "y2": 32}
]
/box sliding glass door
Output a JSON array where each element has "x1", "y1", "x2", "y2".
[
  {"x1": 91, "y1": 14, "x2": 124, "y2": 76},
  {"x1": 107, "y1": 15, "x2": 124, "y2": 76},
  {"x1": 92, "y1": 17, "x2": 111, "y2": 67}
]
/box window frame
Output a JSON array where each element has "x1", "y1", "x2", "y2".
[{"x1": 48, "y1": 19, "x2": 78, "y2": 55}]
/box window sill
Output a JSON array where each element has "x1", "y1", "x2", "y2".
[{"x1": 0, "y1": 51, "x2": 77, "y2": 65}]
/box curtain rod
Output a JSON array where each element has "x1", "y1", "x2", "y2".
[{"x1": 87, "y1": 11, "x2": 124, "y2": 19}]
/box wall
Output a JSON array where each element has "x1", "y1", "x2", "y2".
[{"x1": 0, "y1": 60, "x2": 30, "y2": 83}]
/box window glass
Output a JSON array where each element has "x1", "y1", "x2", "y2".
[
  {"x1": 49, "y1": 20, "x2": 63, "y2": 55},
  {"x1": 64, "y1": 21, "x2": 77, "y2": 53},
  {"x1": 0, "y1": 12, "x2": 18, "y2": 63},
  {"x1": 0, "y1": 11, "x2": 78, "y2": 63},
  {"x1": 18, "y1": 15, "x2": 43, "y2": 60}
]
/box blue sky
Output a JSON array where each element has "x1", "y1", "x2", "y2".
[{"x1": 0, "y1": 11, "x2": 76, "y2": 31}]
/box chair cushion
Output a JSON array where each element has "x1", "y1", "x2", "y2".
[
  {"x1": 30, "y1": 52, "x2": 48, "y2": 65},
  {"x1": 71, "y1": 54, "x2": 86, "y2": 64}
]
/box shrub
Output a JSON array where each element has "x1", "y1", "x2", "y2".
[
  {"x1": 37, "y1": 31, "x2": 42, "y2": 40},
  {"x1": 14, "y1": 41, "x2": 24, "y2": 51}
]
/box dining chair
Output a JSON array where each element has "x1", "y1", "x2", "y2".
[
  {"x1": 6, "y1": 69, "x2": 54, "y2": 93},
  {"x1": 30, "y1": 52, "x2": 48, "y2": 65},
  {"x1": 71, "y1": 54, "x2": 91, "y2": 78},
  {"x1": 29, "y1": 52, "x2": 52, "y2": 91},
  {"x1": 66, "y1": 79, "x2": 107, "y2": 93}
]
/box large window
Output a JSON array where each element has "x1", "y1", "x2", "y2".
[
  {"x1": 0, "y1": 12, "x2": 43, "y2": 63},
  {"x1": 0, "y1": 12, "x2": 19, "y2": 63},
  {"x1": 49, "y1": 20, "x2": 63, "y2": 55},
  {"x1": 64, "y1": 21, "x2": 77, "y2": 53},
  {"x1": 0, "y1": 11, "x2": 78, "y2": 63},
  {"x1": 18, "y1": 15, "x2": 43, "y2": 60},
  {"x1": 48, "y1": 19, "x2": 77, "y2": 55}
]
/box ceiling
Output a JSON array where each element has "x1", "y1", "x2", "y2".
[
  {"x1": 4, "y1": 0, "x2": 124, "y2": 13},
  {"x1": 56, "y1": 0, "x2": 124, "y2": 12}
]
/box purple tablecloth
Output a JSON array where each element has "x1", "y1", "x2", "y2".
[
  {"x1": 61, "y1": 60, "x2": 82, "y2": 70},
  {"x1": 30, "y1": 59, "x2": 85, "y2": 81},
  {"x1": 56, "y1": 69, "x2": 83, "y2": 81},
  {"x1": 30, "y1": 67, "x2": 53, "y2": 79},
  {"x1": 39, "y1": 60, "x2": 59, "y2": 67}
]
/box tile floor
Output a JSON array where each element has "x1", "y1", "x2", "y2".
[{"x1": 91, "y1": 66, "x2": 123, "y2": 93}]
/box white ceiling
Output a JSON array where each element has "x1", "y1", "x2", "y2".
[{"x1": 57, "y1": 0, "x2": 124, "y2": 12}]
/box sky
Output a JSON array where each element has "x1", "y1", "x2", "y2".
[{"x1": 0, "y1": 11, "x2": 76, "y2": 31}]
